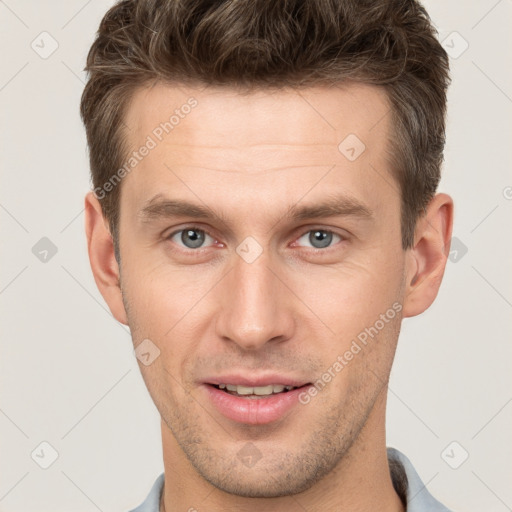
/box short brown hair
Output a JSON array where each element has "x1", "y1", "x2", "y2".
[{"x1": 80, "y1": 0, "x2": 450, "y2": 255}]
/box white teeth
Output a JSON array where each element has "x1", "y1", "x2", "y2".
[
  {"x1": 236, "y1": 385, "x2": 254, "y2": 395},
  {"x1": 218, "y1": 384, "x2": 295, "y2": 396},
  {"x1": 253, "y1": 385, "x2": 274, "y2": 395}
]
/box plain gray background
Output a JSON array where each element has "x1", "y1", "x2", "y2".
[{"x1": 1, "y1": 1, "x2": 511, "y2": 511}]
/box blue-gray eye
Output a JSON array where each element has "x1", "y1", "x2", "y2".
[
  {"x1": 182, "y1": 229, "x2": 204, "y2": 248},
  {"x1": 298, "y1": 230, "x2": 341, "y2": 249},
  {"x1": 171, "y1": 228, "x2": 214, "y2": 249}
]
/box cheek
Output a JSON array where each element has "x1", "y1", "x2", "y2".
[
  {"x1": 288, "y1": 259, "x2": 403, "y2": 339},
  {"x1": 123, "y1": 258, "x2": 191, "y2": 317},
  {"x1": 122, "y1": 261, "x2": 214, "y2": 362}
]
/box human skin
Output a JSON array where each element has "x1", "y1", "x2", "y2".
[{"x1": 85, "y1": 82, "x2": 453, "y2": 512}]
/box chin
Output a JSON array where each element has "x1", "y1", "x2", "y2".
[{"x1": 205, "y1": 471, "x2": 318, "y2": 498}]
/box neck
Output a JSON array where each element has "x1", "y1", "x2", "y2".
[{"x1": 160, "y1": 393, "x2": 404, "y2": 512}]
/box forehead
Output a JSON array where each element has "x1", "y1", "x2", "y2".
[
  {"x1": 123, "y1": 81, "x2": 391, "y2": 153},
  {"x1": 119, "y1": 81, "x2": 395, "y2": 222}
]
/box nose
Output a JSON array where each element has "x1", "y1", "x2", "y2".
[{"x1": 214, "y1": 249, "x2": 295, "y2": 351}]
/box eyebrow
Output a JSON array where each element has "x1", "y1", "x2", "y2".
[{"x1": 138, "y1": 193, "x2": 373, "y2": 226}]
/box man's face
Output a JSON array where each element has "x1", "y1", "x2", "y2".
[{"x1": 118, "y1": 83, "x2": 408, "y2": 496}]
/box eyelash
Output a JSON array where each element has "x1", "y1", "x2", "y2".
[{"x1": 165, "y1": 225, "x2": 346, "y2": 254}]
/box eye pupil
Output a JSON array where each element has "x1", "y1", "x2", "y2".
[
  {"x1": 181, "y1": 229, "x2": 205, "y2": 248},
  {"x1": 309, "y1": 230, "x2": 332, "y2": 249}
]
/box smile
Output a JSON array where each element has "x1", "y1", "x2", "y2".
[{"x1": 215, "y1": 383, "x2": 298, "y2": 397}]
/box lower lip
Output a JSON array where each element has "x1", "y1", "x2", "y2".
[{"x1": 203, "y1": 384, "x2": 310, "y2": 425}]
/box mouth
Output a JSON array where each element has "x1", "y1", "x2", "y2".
[
  {"x1": 203, "y1": 381, "x2": 313, "y2": 424},
  {"x1": 210, "y1": 383, "x2": 302, "y2": 398}
]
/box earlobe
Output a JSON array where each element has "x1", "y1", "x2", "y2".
[
  {"x1": 84, "y1": 191, "x2": 129, "y2": 325},
  {"x1": 402, "y1": 193, "x2": 454, "y2": 318}
]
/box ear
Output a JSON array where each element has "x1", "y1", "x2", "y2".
[
  {"x1": 84, "y1": 191, "x2": 128, "y2": 325},
  {"x1": 402, "y1": 193, "x2": 454, "y2": 318}
]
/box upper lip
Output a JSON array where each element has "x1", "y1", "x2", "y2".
[{"x1": 202, "y1": 374, "x2": 311, "y2": 388}]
